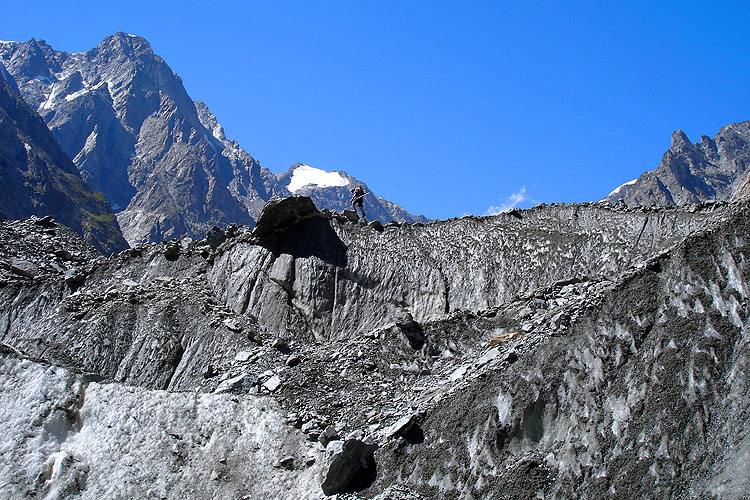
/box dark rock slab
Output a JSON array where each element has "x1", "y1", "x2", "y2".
[
  {"x1": 252, "y1": 196, "x2": 320, "y2": 239},
  {"x1": 321, "y1": 438, "x2": 378, "y2": 495}
]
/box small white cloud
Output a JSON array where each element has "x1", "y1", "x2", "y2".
[{"x1": 484, "y1": 187, "x2": 532, "y2": 216}]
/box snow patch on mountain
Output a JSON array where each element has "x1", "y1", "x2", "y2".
[
  {"x1": 64, "y1": 81, "x2": 106, "y2": 102},
  {"x1": 607, "y1": 179, "x2": 637, "y2": 198},
  {"x1": 286, "y1": 165, "x2": 349, "y2": 193}
]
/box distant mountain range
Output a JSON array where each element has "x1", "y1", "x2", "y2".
[
  {"x1": 0, "y1": 33, "x2": 427, "y2": 247},
  {"x1": 0, "y1": 60, "x2": 127, "y2": 254},
  {"x1": 3, "y1": 32, "x2": 750, "y2": 250},
  {"x1": 604, "y1": 122, "x2": 750, "y2": 206}
]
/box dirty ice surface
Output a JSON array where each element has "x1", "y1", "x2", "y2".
[{"x1": 0, "y1": 355, "x2": 323, "y2": 500}]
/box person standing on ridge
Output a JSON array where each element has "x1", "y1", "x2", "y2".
[{"x1": 350, "y1": 185, "x2": 367, "y2": 219}]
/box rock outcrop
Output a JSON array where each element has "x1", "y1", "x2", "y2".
[
  {"x1": 0, "y1": 61, "x2": 127, "y2": 255},
  {"x1": 321, "y1": 437, "x2": 378, "y2": 495},
  {"x1": 0, "y1": 198, "x2": 748, "y2": 499},
  {"x1": 604, "y1": 122, "x2": 750, "y2": 206},
  {"x1": 251, "y1": 196, "x2": 322, "y2": 239}
]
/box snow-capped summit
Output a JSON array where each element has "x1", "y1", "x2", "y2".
[
  {"x1": 278, "y1": 164, "x2": 428, "y2": 223},
  {"x1": 286, "y1": 164, "x2": 349, "y2": 193}
]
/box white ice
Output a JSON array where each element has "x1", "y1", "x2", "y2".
[
  {"x1": 0, "y1": 356, "x2": 324, "y2": 500},
  {"x1": 286, "y1": 164, "x2": 348, "y2": 193}
]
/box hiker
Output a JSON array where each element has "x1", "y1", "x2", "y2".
[{"x1": 350, "y1": 186, "x2": 367, "y2": 218}]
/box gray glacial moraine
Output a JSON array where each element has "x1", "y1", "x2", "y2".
[{"x1": 0, "y1": 202, "x2": 748, "y2": 499}]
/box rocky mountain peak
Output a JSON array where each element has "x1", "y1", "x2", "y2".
[
  {"x1": 85, "y1": 32, "x2": 185, "y2": 105},
  {"x1": 604, "y1": 120, "x2": 750, "y2": 207},
  {"x1": 716, "y1": 120, "x2": 750, "y2": 157},
  {"x1": 0, "y1": 66, "x2": 127, "y2": 254},
  {"x1": 102, "y1": 31, "x2": 153, "y2": 54},
  {"x1": 670, "y1": 129, "x2": 692, "y2": 152},
  {"x1": 194, "y1": 100, "x2": 226, "y2": 141},
  {"x1": 1, "y1": 34, "x2": 259, "y2": 246},
  {"x1": 5, "y1": 38, "x2": 53, "y2": 82}
]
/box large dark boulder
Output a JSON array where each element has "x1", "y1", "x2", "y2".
[
  {"x1": 252, "y1": 196, "x2": 320, "y2": 239},
  {"x1": 321, "y1": 438, "x2": 378, "y2": 496}
]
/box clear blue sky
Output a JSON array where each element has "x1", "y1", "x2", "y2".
[{"x1": 3, "y1": 1, "x2": 750, "y2": 219}]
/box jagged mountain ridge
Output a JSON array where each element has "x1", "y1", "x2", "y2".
[
  {"x1": 194, "y1": 101, "x2": 284, "y2": 217},
  {"x1": 0, "y1": 34, "x2": 427, "y2": 247},
  {"x1": 1, "y1": 198, "x2": 748, "y2": 498},
  {"x1": 0, "y1": 61, "x2": 127, "y2": 254},
  {"x1": 604, "y1": 121, "x2": 750, "y2": 206}
]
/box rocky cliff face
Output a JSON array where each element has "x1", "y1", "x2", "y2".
[
  {"x1": 0, "y1": 62, "x2": 127, "y2": 255},
  {"x1": 0, "y1": 34, "x2": 258, "y2": 246},
  {"x1": 604, "y1": 122, "x2": 750, "y2": 206},
  {"x1": 194, "y1": 101, "x2": 288, "y2": 217},
  {"x1": 1, "y1": 197, "x2": 747, "y2": 499},
  {"x1": 209, "y1": 199, "x2": 719, "y2": 343}
]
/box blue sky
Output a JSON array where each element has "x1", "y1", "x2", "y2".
[{"x1": 2, "y1": 1, "x2": 750, "y2": 219}]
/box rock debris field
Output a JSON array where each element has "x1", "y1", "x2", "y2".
[{"x1": 1, "y1": 197, "x2": 749, "y2": 499}]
